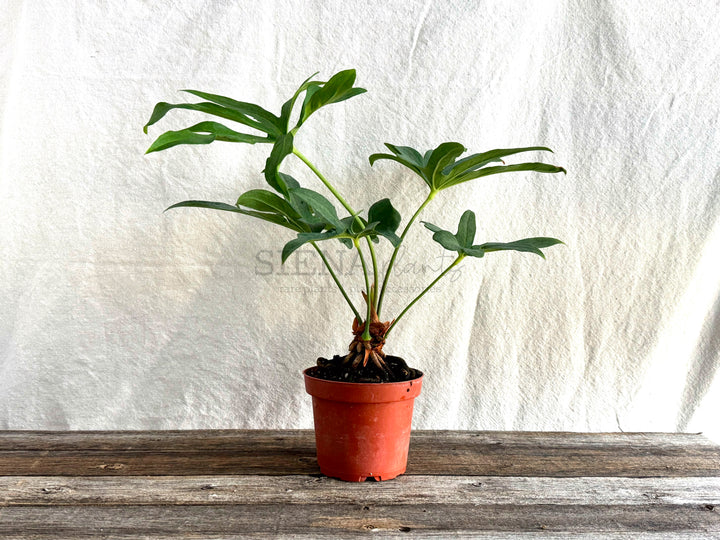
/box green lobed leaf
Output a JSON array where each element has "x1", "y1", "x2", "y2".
[
  {"x1": 366, "y1": 198, "x2": 402, "y2": 247},
  {"x1": 282, "y1": 177, "x2": 328, "y2": 233},
  {"x1": 164, "y1": 200, "x2": 302, "y2": 231},
  {"x1": 352, "y1": 220, "x2": 401, "y2": 247},
  {"x1": 462, "y1": 246, "x2": 485, "y2": 258},
  {"x1": 358, "y1": 220, "x2": 381, "y2": 234},
  {"x1": 276, "y1": 172, "x2": 301, "y2": 192},
  {"x1": 280, "y1": 72, "x2": 322, "y2": 133},
  {"x1": 263, "y1": 133, "x2": 295, "y2": 195},
  {"x1": 371, "y1": 143, "x2": 566, "y2": 194},
  {"x1": 424, "y1": 142, "x2": 466, "y2": 190},
  {"x1": 479, "y1": 237, "x2": 565, "y2": 259},
  {"x1": 422, "y1": 221, "x2": 443, "y2": 234},
  {"x1": 288, "y1": 187, "x2": 344, "y2": 231},
  {"x1": 374, "y1": 229, "x2": 401, "y2": 247},
  {"x1": 282, "y1": 230, "x2": 351, "y2": 263},
  {"x1": 369, "y1": 144, "x2": 427, "y2": 186},
  {"x1": 368, "y1": 199, "x2": 401, "y2": 233},
  {"x1": 343, "y1": 215, "x2": 369, "y2": 235},
  {"x1": 423, "y1": 212, "x2": 482, "y2": 256},
  {"x1": 145, "y1": 122, "x2": 272, "y2": 154},
  {"x1": 295, "y1": 84, "x2": 321, "y2": 128},
  {"x1": 443, "y1": 147, "x2": 554, "y2": 179},
  {"x1": 373, "y1": 144, "x2": 425, "y2": 169},
  {"x1": 423, "y1": 221, "x2": 462, "y2": 252},
  {"x1": 144, "y1": 102, "x2": 269, "y2": 135},
  {"x1": 370, "y1": 142, "x2": 466, "y2": 191},
  {"x1": 181, "y1": 90, "x2": 283, "y2": 136},
  {"x1": 368, "y1": 153, "x2": 423, "y2": 180},
  {"x1": 236, "y1": 189, "x2": 301, "y2": 221},
  {"x1": 442, "y1": 162, "x2": 567, "y2": 189},
  {"x1": 432, "y1": 230, "x2": 463, "y2": 252},
  {"x1": 299, "y1": 69, "x2": 367, "y2": 125},
  {"x1": 455, "y1": 210, "x2": 476, "y2": 247}
]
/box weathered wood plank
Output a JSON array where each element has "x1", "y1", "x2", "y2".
[
  {"x1": 0, "y1": 430, "x2": 316, "y2": 452},
  {"x1": 0, "y1": 430, "x2": 714, "y2": 451},
  {"x1": 1, "y1": 475, "x2": 719, "y2": 507},
  {"x1": 1, "y1": 431, "x2": 718, "y2": 477},
  {"x1": 0, "y1": 503, "x2": 717, "y2": 538},
  {"x1": 0, "y1": 449, "x2": 320, "y2": 476},
  {"x1": 407, "y1": 434, "x2": 720, "y2": 477}
]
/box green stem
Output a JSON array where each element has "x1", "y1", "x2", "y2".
[
  {"x1": 311, "y1": 242, "x2": 361, "y2": 321},
  {"x1": 385, "y1": 254, "x2": 464, "y2": 338},
  {"x1": 293, "y1": 146, "x2": 380, "y2": 311},
  {"x1": 369, "y1": 244, "x2": 379, "y2": 306},
  {"x1": 354, "y1": 239, "x2": 373, "y2": 341},
  {"x1": 377, "y1": 190, "x2": 436, "y2": 317},
  {"x1": 293, "y1": 148, "x2": 355, "y2": 215}
]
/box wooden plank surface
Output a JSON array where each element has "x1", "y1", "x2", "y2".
[
  {"x1": 1, "y1": 430, "x2": 718, "y2": 477},
  {"x1": 1, "y1": 430, "x2": 719, "y2": 538},
  {"x1": 2, "y1": 475, "x2": 719, "y2": 507},
  {"x1": 1, "y1": 503, "x2": 718, "y2": 538}
]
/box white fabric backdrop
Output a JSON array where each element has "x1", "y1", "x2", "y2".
[{"x1": 1, "y1": 0, "x2": 719, "y2": 437}]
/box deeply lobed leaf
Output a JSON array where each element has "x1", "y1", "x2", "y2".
[
  {"x1": 280, "y1": 72, "x2": 322, "y2": 133},
  {"x1": 442, "y1": 147, "x2": 554, "y2": 178},
  {"x1": 181, "y1": 90, "x2": 283, "y2": 136},
  {"x1": 424, "y1": 143, "x2": 466, "y2": 190},
  {"x1": 145, "y1": 69, "x2": 366, "y2": 162},
  {"x1": 479, "y1": 237, "x2": 564, "y2": 259},
  {"x1": 371, "y1": 143, "x2": 566, "y2": 193},
  {"x1": 367, "y1": 198, "x2": 402, "y2": 246},
  {"x1": 370, "y1": 142, "x2": 465, "y2": 190},
  {"x1": 145, "y1": 122, "x2": 271, "y2": 154},
  {"x1": 264, "y1": 133, "x2": 295, "y2": 195},
  {"x1": 422, "y1": 211, "x2": 475, "y2": 255},
  {"x1": 288, "y1": 187, "x2": 344, "y2": 231},
  {"x1": 454, "y1": 210, "x2": 476, "y2": 247},
  {"x1": 299, "y1": 69, "x2": 367, "y2": 126},
  {"x1": 424, "y1": 211, "x2": 563, "y2": 260},
  {"x1": 164, "y1": 200, "x2": 303, "y2": 231},
  {"x1": 440, "y1": 162, "x2": 567, "y2": 189},
  {"x1": 236, "y1": 189, "x2": 301, "y2": 221},
  {"x1": 281, "y1": 230, "x2": 352, "y2": 263}
]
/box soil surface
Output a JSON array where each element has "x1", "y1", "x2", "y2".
[{"x1": 306, "y1": 354, "x2": 423, "y2": 383}]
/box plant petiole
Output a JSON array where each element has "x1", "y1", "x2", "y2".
[
  {"x1": 385, "y1": 253, "x2": 464, "y2": 338},
  {"x1": 311, "y1": 242, "x2": 362, "y2": 321},
  {"x1": 293, "y1": 146, "x2": 380, "y2": 314},
  {"x1": 377, "y1": 189, "x2": 436, "y2": 316}
]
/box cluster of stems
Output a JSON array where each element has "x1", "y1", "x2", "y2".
[{"x1": 292, "y1": 148, "x2": 461, "y2": 342}]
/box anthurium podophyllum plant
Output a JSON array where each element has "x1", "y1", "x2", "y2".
[{"x1": 144, "y1": 69, "x2": 566, "y2": 383}]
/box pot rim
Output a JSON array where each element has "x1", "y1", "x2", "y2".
[{"x1": 302, "y1": 367, "x2": 424, "y2": 387}]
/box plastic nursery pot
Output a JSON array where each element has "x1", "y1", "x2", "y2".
[{"x1": 303, "y1": 368, "x2": 423, "y2": 482}]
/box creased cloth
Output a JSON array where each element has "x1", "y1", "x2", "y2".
[{"x1": 1, "y1": 0, "x2": 719, "y2": 438}]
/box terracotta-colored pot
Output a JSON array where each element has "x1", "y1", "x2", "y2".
[{"x1": 303, "y1": 369, "x2": 423, "y2": 482}]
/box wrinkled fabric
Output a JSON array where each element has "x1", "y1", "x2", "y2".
[{"x1": 1, "y1": 0, "x2": 718, "y2": 439}]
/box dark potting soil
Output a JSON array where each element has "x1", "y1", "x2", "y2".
[{"x1": 306, "y1": 354, "x2": 423, "y2": 383}]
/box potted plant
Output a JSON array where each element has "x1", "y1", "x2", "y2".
[{"x1": 144, "y1": 69, "x2": 566, "y2": 481}]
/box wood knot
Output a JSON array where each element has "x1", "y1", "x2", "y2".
[{"x1": 91, "y1": 463, "x2": 125, "y2": 470}]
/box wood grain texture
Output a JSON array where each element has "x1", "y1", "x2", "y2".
[
  {"x1": 1, "y1": 430, "x2": 719, "y2": 538},
  {"x1": 0, "y1": 503, "x2": 718, "y2": 538},
  {"x1": 2, "y1": 475, "x2": 719, "y2": 507},
  {"x1": 1, "y1": 430, "x2": 718, "y2": 477}
]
